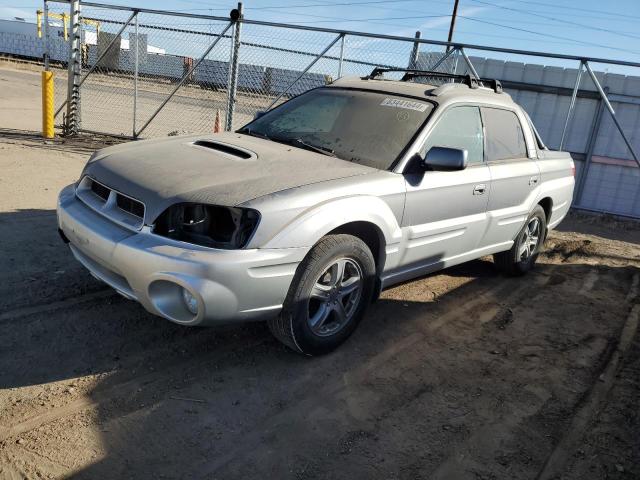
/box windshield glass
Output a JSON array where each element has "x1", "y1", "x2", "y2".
[{"x1": 239, "y1": 88, "x2": 434, "y2": 170}]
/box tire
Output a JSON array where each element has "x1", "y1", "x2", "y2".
[
  {"x1": 268, "y1": 234, "x2": 376, "y2": 356},
  {"x1": 493, "y1": 204, "x2": 547, "y2": 276}
]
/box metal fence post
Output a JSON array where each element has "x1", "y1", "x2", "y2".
[
  {"x1": 560, "y1": 60, "x2": 584, "y2": 150},
  {"x1": 65, "y1": 0, "x2": 82, "y2": 135},
  {"x1": 459, "y1": 47, "x2": 480, "y2": 79},
  {"x1": 133, "y1": 13, "x2": 139, "y2": 138},
  {"x1": 43, "y1": 0, "x2": 50, "y2": 70},
  {"x1": 408, "y1": 31, "x2": 421, "y2": 69},
  {"x1": 584, "y1": 61, "x2": 640, "y2": 167},
  {"x1": 337, "y1": 34, "x2": 345, "y2": 78},
  {"x1": 225, "y1": 2, "x2": 243, "y2": 132},
  {"x1": 575, "y1": 93, "x2": 606, "y2": 206}
]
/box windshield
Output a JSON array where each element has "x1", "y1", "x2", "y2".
[{"x1": 239, "y1": 88, "x2": 434, "y2": 170}]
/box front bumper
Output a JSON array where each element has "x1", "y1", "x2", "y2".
[{"x1": 56, "y1": 184, "x2": 307, "y2": 325}]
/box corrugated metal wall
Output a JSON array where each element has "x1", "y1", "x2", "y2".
[{"x1": 463, "y1": 57, "x2": 640, "y2": 218}]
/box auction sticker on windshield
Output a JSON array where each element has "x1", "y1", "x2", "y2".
[{"x1": 380, "y1": 98, "x2": 428, "y2": 112}]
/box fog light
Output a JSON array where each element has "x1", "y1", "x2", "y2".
[{"x1": 181, "y1": 287, "x2": 199, "y2": 315}]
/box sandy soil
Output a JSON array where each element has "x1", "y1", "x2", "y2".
[{"x1": 0, "y1": 128, "x2": 639, "y2": 479}]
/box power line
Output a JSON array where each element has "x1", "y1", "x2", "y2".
[
  {"x1": 503, "y1": 0, "x2": 640, "y2": 21},
  {"x1": 247, "y1": 0, "x2": 640, "y2": 24},
  {"x1": 248, "y1": 0, "x2": 450, "y2": 10},
  {"x1": 459, "y1": 15, "x2": 640, "y2": 56},
  {"x1": 469, "y1": 0, "x2": 640, "y2": 41},
  {"x1": 241, "y1": 7, "x2": 451, "y2": 24},
  {"x1": 256, "y1": 5, "x2": 640, "y2": 55}
]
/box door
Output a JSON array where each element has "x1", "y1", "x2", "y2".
[
  {"x1": 400, "y1": 105, "x2": 491, "y2": 270},
  {"x1": 481, "y1": 107, "x2": 541, "y2": 246}
]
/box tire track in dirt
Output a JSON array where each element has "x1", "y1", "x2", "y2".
[
  {"x1": 400, "y1": 265, "x2": 633, "y2": 480},
  {"x1": 1, "y1": 264, "x2": 534, "y2": 446},
  {"x1": 2, "y1": 266, "x2": 541, "y2": 475},
  {"x1": 191, "y1": 268, "x2": 557, "y2": 476},
  {"x1": 0, "y1": 335, "x2": 269, "y2": 443},
  {"x1": 0, "y1": 290, "x2": 114, "y2": 322},
  {"x1": 0, "y1": 268, "x2": 524, "y2": 442},
  {"x1": 536, "y1": 273, "x2": 639, "y2": 480},
  {"x1": 357, "y1": 268, "x2": 556, "y2": 380}
]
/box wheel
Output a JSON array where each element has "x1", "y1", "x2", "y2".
[
  {"x1": 493, "y1": 205, "x2": 547, "y2": 276},
  {"x1": 268, "y1": 234, "x2": 376, "y2": 355}
]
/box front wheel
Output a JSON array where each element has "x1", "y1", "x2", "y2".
[
  {"x1": 493, "y1": 205, "x2": 547, "y2": 276},
  {"x1": 268, "y1": 234, "x2": 376, "y2": 356}
]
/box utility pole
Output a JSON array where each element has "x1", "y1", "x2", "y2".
[{"x1": 446, "y1": 0, "x2": 460, "y2": 51}]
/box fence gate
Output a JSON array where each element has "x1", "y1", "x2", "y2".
[{"x1": 45, "y1": 0, "x2": 462, "y2": 137}]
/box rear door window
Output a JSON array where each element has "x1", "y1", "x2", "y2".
[{"x1": 482, "y1": 107, "x2": 527, "y2": 161}]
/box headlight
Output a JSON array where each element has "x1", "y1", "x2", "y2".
[{"x1": 153, "y1": 203, "x2": 260, "y2": 249}]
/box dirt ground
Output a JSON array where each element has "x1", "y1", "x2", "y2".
[{"x1": 1, "y1": 78, "x2": 640, "y2": 478}]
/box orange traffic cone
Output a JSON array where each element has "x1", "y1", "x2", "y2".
[{"x1": 213, "y1": 109, "x2": 221, "y2": 133}]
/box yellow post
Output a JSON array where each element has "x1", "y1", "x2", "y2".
[
  {"x1": 62, "y1": 13, "x2": 68, "y2": 40},
  {"x1": 42, "y1": 71, "x2": 54, "y2": 139},
  {"x1": 36, "y1": 10, "x2": 42, "y2": 38}
]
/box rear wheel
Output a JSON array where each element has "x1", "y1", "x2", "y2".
[
  {"x1": 268, "y1": 234, "x2": 376, "y2": 355},
  {"x1": 493, "y1": 205, "x2": 546, "y2": 276}
]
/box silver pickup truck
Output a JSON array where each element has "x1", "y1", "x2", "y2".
[{"x1": 57, "y1": 70, "x2": 575, "y2": 355}]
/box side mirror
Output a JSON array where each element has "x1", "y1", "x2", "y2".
[
  {"x1": 423, "y1": 146, "x2": 468, "y2": 171},
  {"x1": 254, "y1": 110, "x2": 267, "y2": 120}
]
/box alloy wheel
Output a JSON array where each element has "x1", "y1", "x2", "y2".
[
  {"x1": 307, "y1": 258, "x2": 363, "y2": 336},
  {"x1": 518, "y1": 217, "x2": 541, "y2": 261}
]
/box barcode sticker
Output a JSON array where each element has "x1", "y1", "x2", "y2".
[{"x1": 380, "y1": 98, "x2": 428, "y2": 112}]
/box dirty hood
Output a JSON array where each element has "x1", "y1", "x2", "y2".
[{"x1": 82, "y1": 132, "x2": 376, "y2": 222}]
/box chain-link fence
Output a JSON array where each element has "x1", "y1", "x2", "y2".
[
  {"x1": 32, "y1": 0, "x2": 640, "y2": 217},
  {"x1": 45, "y1": 0, "x2": 463, "y2": 137}
]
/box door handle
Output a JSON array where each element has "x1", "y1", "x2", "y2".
[
  {"x1": 473, "y1": 184, "x2": 486, "y2": 195},
  {"x1": 529, "y1": 176, "x2": 539, "y2": 186}
]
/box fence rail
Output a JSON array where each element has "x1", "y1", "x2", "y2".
[{"x1": 27, "y1": 0, "x2": 640, "y2": 217}]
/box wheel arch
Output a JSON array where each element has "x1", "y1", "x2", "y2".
[
  {"x1": 538, "y1": 197, "x2": 553, "y2": 225},
  {"x1": 327, "y1": 221, "x2": 386, "y2": 274}
]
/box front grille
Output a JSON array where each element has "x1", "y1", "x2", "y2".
[
  {"x1": 116, "y1": 193, "x2": 145, "y2": 219},
  {"x1": 76, "y1": 177, "x2": 146, "y2": 230}
]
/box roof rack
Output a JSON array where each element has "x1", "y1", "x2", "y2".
[{"x1": 365, "y1": 68, "x2": 503, "y2": 94}]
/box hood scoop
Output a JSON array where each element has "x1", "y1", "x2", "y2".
[{"x1": 191, "y1": 140, "x2": 255, "y2": 160}]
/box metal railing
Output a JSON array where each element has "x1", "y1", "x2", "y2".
[{"x1": 41, "y1": 0, "x2": 640, "y2": 218}]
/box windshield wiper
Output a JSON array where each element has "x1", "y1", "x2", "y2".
[
  {"x1": 280, "y1": 137, "x2": 336, "y2": 157},
  {"x1": 240, "y1": 131, "x2": 336, "y2": 157},
  {"x1": 239, "y1": 128, "x2": 270, "y2": 140}
]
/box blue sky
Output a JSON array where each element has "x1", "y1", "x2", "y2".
[{"x1": 3, "y1": 0, "x2": 640, "y2": 73}]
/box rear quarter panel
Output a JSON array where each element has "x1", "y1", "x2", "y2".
[{"x1": 536, "y1": 150, "x2": 575, "y2": 229}]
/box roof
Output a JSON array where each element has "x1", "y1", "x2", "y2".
[{"x1": 328, "y1": 75, "x2": 517, "y2": 109}]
